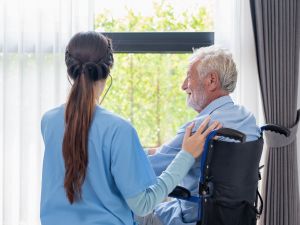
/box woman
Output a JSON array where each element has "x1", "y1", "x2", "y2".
[{"x1": 40, "y1": 31, "x2": 220, "y2": 225}]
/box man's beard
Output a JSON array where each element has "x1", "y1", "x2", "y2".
[{"x1": 186, "y1": 91, "x2": 206, "y2": 112}]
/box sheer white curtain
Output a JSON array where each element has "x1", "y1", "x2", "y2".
[
  {"x1": 214, "y1": 0, "x2": 264, "y2": 124},
  {"x1": 0, "y1": 0, "x2": 93, "y2": 224}
]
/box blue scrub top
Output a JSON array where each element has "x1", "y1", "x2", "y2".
[{"x1": 40, "y1": 105, "x2": 156, "y2": 225}]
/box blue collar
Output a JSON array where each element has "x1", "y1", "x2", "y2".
[{"x1": 197, "y1": 95, "x2": 234, "y2": 117}]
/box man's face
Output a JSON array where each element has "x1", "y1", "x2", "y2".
[{"x1": 181, "y1": 60, "x2": 207, "y2": 112}]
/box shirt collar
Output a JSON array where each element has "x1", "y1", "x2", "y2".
[{"x1": 197, "y1": 95, "x2": 234, "y2": 117}]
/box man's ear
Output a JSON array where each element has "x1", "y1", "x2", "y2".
[{"x1": 207, "y1": 72, "x2": 219, "y2": 91}]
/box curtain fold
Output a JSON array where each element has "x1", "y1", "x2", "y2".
[
  {"x1": 0, "y1": 0, "x2": 93, "y2": 224},
  {"x1": 250, "y1": 0, "x2": 300, "y2": 224}
]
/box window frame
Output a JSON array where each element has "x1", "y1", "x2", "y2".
[
  {"x1": 103, "y1": 32, "x2": 214, "y2": 53},
  {"x1": 101, "y1": 31, "x2": 214, "y2": 147}
]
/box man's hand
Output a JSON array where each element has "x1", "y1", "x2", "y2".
[{"x1": 147, "y1": 148, "x2": 157, "y2": 155}]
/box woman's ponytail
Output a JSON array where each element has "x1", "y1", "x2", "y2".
[{"x1": 63, "y1": 32, "x2": 113, "y2": 203}]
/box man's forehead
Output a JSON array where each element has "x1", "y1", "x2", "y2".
[{"x1": 187, "y1": 58, "x2": 201, "y2": 71}]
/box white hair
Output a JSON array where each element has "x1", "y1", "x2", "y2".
[{"x1": 190, "y1": 46, "x2": 238, "y2": 93}]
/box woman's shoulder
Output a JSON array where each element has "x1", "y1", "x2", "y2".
[
  {"x1": 93, "y1": 106, "x2": 134, "y2": 130},
  {"x1": 41, "y1": 104, "x2": 64, "y2": 123},
  {"x1": 40, "y1": 105, "x2": 65, "y2": 137}
]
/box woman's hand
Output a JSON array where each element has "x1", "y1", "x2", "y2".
[{"x1": 182, "y1": 117, "x2": 221, "y2": 158}]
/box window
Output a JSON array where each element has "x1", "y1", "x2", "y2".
[{"x1": 95, "y1": 0, "x2": 214, "y2": 147}]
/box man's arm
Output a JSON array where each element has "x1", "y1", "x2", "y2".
[
  {"x1": 148, "y1": 132, "x2": 185, "y2": 176},
  {"x1": 148, "y1": 117, "x2": 210, "y2": 176},
  {"x1": 143, "y1": 148, "x2": 157, "y2": 155}
]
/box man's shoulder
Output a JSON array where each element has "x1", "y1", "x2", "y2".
[
  {"x1": 211, "y1": 104, "x2": 260, "y2": 141},
  {"x1": 176, "y1": 103, "x2": 260, "y2": 141},
  {"x1": 176, "y1": 115, "x2": 209, "y2": 134}
]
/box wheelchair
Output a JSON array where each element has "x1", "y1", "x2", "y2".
[{"x1": 169, "y1": 125, "x2": 290, "y2": 225}]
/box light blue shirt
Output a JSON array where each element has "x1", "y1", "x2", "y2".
[
  {"x1": 148, "y1": 95, "x2": 261, "y2": 225},
  {"x1": 40, "y1": 105, "x2": 157, "y2": 225}
]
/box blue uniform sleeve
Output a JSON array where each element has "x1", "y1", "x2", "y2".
[
  {"x1": 126, "y1": 150, "x2": 195, "y2": 216},
  {"x1": 110, "y1": 122, "x2": 157, "y2": 199}
]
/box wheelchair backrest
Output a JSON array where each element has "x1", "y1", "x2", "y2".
[{"x1": 205, "y1": 138, "x2": 264, "y2": 203}]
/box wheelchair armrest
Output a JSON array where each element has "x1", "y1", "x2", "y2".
[
  {"x1": 261, "y1": 124, "x2": 290, "y2": 137},
  {"x1": 169, "y1": 186, "x2": 191, "y2": 198},
  {"x1": 215, "y1": 128, "x2": 246, "y2": 143}
]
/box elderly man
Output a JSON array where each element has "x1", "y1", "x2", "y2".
[{"x1": 136, "y1": 46, "x2": 261, "y2": 225}]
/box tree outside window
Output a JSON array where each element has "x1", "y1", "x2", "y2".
[{"x1": 95, "y1": 0, "x2": 214, "y2": 147}]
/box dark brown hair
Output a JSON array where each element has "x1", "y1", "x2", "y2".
[{"x1": 63, "y1": 31, "x2": 113, "y2": 203}]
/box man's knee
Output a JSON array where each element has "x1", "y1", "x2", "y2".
[{"x1": 135, "y1": 212, "x2": 163, "y2": 225}]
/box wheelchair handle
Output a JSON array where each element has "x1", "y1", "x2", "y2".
[
  {"x1": 260, "y1": 124, "x2": 290, "y2": 137},
  {"x1": 215, "y1": 128, "x2": 246, "y2": 143}
]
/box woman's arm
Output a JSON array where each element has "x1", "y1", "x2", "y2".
[{"x1": 125, "y1": 149, "x2": 194, "y2": 216}]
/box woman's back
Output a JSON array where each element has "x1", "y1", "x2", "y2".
[{"x1": 40, "y1": 105, "x2": 156, "y2": 225}]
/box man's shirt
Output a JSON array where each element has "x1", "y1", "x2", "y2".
[{"x1": 148, "y1": 95, "x2": 261, "y2": 225}]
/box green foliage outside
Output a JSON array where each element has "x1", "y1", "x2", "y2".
[{"x1": 95, "y1": 1, "x2": 213, "y2": 147}]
